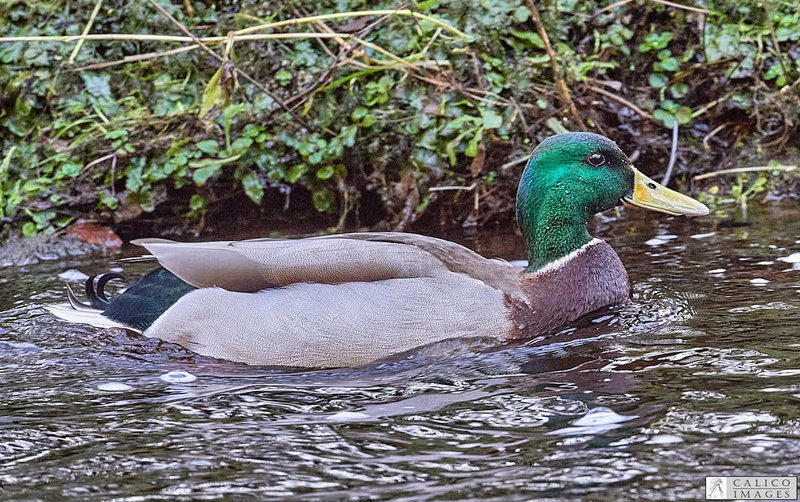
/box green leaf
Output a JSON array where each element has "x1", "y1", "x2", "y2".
[
  {"x1": 193, "y1": 165, "x2": 221, "y2": 185},
  {"x1": 196, "y1": 140, "x2": 219, "y2": 154},
  {"x1": 189, "y1": 194, "x2": 209, "y2": 213},
  {"x1": 660, "y1": 57, "x2": 679, "y2": 72},
  {"x1": 351, "y1": 106, "x2": 369, "y2": 120},
  {"x1": 230, "y1": 137, "x2": 253, "y2": 153},
  {"x1": 80, "y1": 73, "x2": 112, "y2": 100},
  {"x1": 653, "y1": 109, "x2": 676, "y2": 128},
  {"x1": 764, "y1": 64, "x2": 783, "y2": 80},
  {"x1": 510, "y1": 30, "x2": 544, "y2": 48},
  {"x1": 0, "y1": 146, "x2": 16, "y2": 219},
  {"x1": 242, "y1": 171, "x2": 264, "y2": 204},
  {"x1": 670, "y1": 82, "x2": 689, "y2": 99},
  {"x1": 275, "y1": 69, "x2": 292, "y2": 86},
  {"x1": 466, "y1": 128, "x2": 483, "y2": 157},
  {"x1": 513, "y1": 6, "x2": 530, "y2": 22},
  {"x1": 316, "y1": 165, "x2": 335, "y2": 180},
  {"x1": 22, "y1": 221, "x2": 36, "y2": 237},
  {"x1": 287, "y1": 164, "x2": 307, "y2": 183},
  {"x1": 98, "y1": 192, "x2": 118, "y2": 210},
  {"x1": 675, "y1": 106, "x2": 692, "y2": 125},
  {"x1": 125, "y1": 164, "x2": 143, "y2": 192},
  {"x1": 649, "y1": 73, "x2": 669, "y2": 88},
  {"x1": 199, "y1": 67, "x2": 223, "y2": 119},
  {"x1": 481, "y1": 109, "x2": 503, "y2": 129},
  {"x1": 58, "y1": 162, "x2": 81, "y2": 178},
  {"x1": 312, "y1": 188, "x2": 334, "y2": 212}
]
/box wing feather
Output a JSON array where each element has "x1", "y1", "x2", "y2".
[{"x1": 133, "y1": 235, "x2": 448, "y2": 292}]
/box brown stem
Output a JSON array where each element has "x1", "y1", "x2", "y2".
[{"x1": 525, "y1": 0, "x2": 585, "y2": 129}]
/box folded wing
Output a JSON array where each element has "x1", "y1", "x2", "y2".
[{"x1": 132, "y1": 235, "x2": 450, "y2": 292}]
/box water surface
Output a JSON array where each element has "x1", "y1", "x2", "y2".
[{"x1": 2, "y1": 203, "x2": 800, "y2": 501}]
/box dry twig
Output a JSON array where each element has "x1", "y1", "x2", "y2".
[
  {"x1": 69, "y1": 0, "x2": 103, "y2": 64},
  {"x1": 692, "y1": 165, "x2": 797, "y2": 181},
  {"x1": 587, "y1": 85, "x2": 654, "y2": 120}
]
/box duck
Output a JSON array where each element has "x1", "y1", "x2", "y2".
[{"x1": 49, "y1": 132, "x2": 709, "y2": 368}]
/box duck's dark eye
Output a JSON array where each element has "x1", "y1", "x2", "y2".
[{"x1": 587, "y1": 153, "x2": 605, "y2": 166}]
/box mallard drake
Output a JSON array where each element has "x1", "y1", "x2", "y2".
[{"x1": 50, "y1": 132, "x2": 708, "y2": 368}]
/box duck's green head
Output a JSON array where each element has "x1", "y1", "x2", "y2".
[{"x1": 516, "y1": 132, "x2": 708, "y2": 271}]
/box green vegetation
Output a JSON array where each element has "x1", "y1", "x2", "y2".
[{"x1": 0, "y1": 0, "x2": 798, "y2": 238}]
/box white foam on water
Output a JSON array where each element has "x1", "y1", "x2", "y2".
[
  {"x1": 708, "y1": 268, "x2": 726, "y2": 274},
  {"x1": 159, "y1": 370, "x2": 198, "y2": 383},
  {"x1": 750, "y1": 278, "x2": 770, "y2": 285},
  {"x1": 690, "y1": 232, "x2": 716, "y2": 239}
]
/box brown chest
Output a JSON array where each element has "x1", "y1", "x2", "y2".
[{"x1": 504, "y1": 241, "x2": 631, "y2": 339}]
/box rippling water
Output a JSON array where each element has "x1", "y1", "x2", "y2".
[{"x1": 2, "y1": 203, "x2": 800, "y2": 501}]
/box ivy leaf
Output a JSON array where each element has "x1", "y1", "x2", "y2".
[
  {"x1": 653, "y1": 109, "x2": 676, "y2": 128},
  {"x1": 649, "y1": 73, "x2": 669, "y2": 88},
  {"x1": 22, "y1": 221, "x2": 36, "y2": 236},
  {"x1": 125, "y1": 164, "x2": 143, "y2": 192},
  {"x1": 196, "y1": 140, "x2": 219, "y2": 155},
  {"x1": 481, "y1": 109, "x2": 502, "y2": 129},
  {"x1": 511, "y1": 30, "x2": 544, "y2": 49},
  {"x1": 675, "y1": 106, "x2": 693, "y2": 124},
  {"x1": 275, "y1": 70, "x2": 292, "y2": 86},
  {"x1": 287, "y1": 164, "x2": 307, "y2": 183},
  {"x1": 242, "y1": 170, "x2": 264, "y2": 204},
  {"x1": 193, "y1": 165, "x2": 221, "y2": 186},
  {"x1": 316, "y1": 165, "x2": 335, "y2": 180},
  {"x1": 660, "y1": 57, "x2": 679, "y2": 71},
  {"x1": 80, "y1": 73, "x2": 112, "y2": 100},
  {"x1": 312, "y1": 188, "x2": 334, "y2": 212},
  {"x1": 513, "y1": 6, "x2": 530, "y2": 22},
  {"x1": 57, "y1": 162, "x2": 81, "y2": 179}
]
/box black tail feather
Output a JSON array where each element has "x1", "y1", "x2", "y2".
[
  {"x1": 65, "y1": 282, "x2": 98, "y2": 311},
  {"x1": 96, "y1": 273, "x2": 125, "y2": 303},
  {"x1": 82, "y1": 273, "x2": 126, "y2": 309}
]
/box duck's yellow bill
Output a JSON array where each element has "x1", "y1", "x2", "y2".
[{"x1": 622, "y1": 167, "x2": 709, "y2": 216}]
